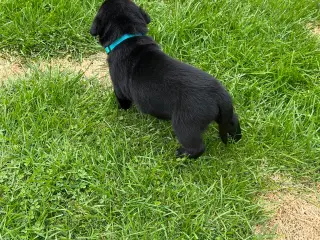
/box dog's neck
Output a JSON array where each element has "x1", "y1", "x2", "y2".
[
  {"x1": 106, "y1": 35, "x2": 160, "y2": 68},
  {"x1": 105, "y1": 33, "x2": 144, "y2": 54},
  {"x1": 106, "y1": 35, "x2": 159, "y2": 59}
]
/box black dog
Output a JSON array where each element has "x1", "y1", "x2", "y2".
[{"x1": 90, "y1": 0, "x2": 241, "y2": 158}]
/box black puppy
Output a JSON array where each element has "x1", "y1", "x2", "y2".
[{"x1": 90, "y1": 0, "x2": 241, "y2": 158}]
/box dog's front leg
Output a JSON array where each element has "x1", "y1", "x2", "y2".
[
  {"x1": 114, "y1": 88, "x2": 132, "y2": 110},
  {"x1": 116, "y1": 96, "x2": 132, "y2": 110}
]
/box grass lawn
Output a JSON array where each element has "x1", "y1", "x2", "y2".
[{"x1": 0, "y1": 0, "x2": 319, "y2": 239}]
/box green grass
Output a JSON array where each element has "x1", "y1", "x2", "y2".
[
  {"x1": 0, "y1": 0, "x2": 101, "y2": 57},
  {"x1": 0, "y1": 0, "x2": 320, "y2": 239}
]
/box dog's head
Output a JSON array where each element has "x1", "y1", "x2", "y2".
[{"x1": 90, "y1": 0, "x2": 151, "y2": 47}]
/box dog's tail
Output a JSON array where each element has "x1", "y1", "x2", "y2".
[{"x1": 218, "y1": 107, "x2": 242, "y2": 144}]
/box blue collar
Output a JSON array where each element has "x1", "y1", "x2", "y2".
[{"x1": 105, "y1": 33, "x2": 143, "y2": 54}]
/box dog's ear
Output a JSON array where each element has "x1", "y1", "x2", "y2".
[
  {"x1": 139, "y1": 7, "x2": 151, "y2": 24},
  {"x1": 90, "y1": 18, "x2": 98, "y2": 36}
]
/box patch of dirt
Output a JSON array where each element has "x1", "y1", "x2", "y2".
[
  {"x1": 307, "y1": 23, "x2": 320, "y2": 37},
  {"x1": 0, "y1": 56, "x2": 24, "y2": 81},
  {"x1": 0, "y1": 52, "x2": 110, "y2": 84},
  {"x1": 256, "y1": 175, "x2": 320, "y2": 240},
  {"x1": 37, "y1": 52, "x2": 109, "y2": 83}
]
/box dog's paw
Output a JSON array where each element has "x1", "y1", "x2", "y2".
[
  {"x1": 176, "y1": 147, "x2": 187, "y2": 158},
  {"x1": 175, "y1": 147, "x2": 204, "y2": 159},
  {"x1": 117, "y1": 99, "x2": 132, "y2": 110},
  {"x1": 118, "y1": 104, "x2": 131, "y2": 110}
]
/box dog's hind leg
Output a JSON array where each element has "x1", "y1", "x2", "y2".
[{"x1": 172, "y1": 118, "x2": 205, "y2": 159}]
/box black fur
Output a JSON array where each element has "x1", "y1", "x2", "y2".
[{"x1": 90, "y1": 0, "x2": 242, "y2": 158}]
